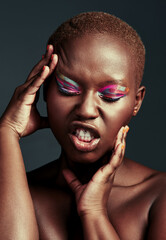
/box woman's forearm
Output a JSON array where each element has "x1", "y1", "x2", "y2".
[
  {"x1": 81, "y1": 212, "x2": 120, "y2": 240},
  {"x1": 0, "y1": 127, "x2": 39, "y2": 239}
]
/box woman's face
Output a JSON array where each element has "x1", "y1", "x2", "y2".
[{"x1": 46, "y1": 34, "x2": 139, "y2": 164}]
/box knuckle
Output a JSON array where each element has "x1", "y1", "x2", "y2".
[
  {"x1": 29, "y1": 81, "x2": 35, "y2": 88},
  {"x1": 14, "y1": 85, "x2": 26, "y2": 99},
  {"x1": 112, "y1": 164, "x2": 117, "y2": 172},
  {"x1": 73, "y1": 183, "x2": 81, "y2": 192},
  {"x1": 28, "y1": 80, "x2": 40, "y2": 91},
  {"x1": 14, "y1": 85, "x2": 23, "y2": 94},
  {"x1": 118, "y1": 152, "x2": 122, "y2": 158}
]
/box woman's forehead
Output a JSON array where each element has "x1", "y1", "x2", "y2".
[{"x1": 56, "y1": 34, "x2": 135, "y2": 88}]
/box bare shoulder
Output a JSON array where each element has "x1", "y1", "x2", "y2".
[
  {"x1": 127, "y1": 161, "x2": 166, "y2": 239},
  {"x1": 110, "y1": 158, "x2": 166, "y2": 239},
  {"x1": 120, "y1": 158, "x2": 166, "y2": 188}
]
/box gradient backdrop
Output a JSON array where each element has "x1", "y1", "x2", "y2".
[{"x1": 0, "y1": 0, "x2": 166, "y2": 172}]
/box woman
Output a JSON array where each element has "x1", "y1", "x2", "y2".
[{"x1": 0, "y1": 12, "x2": 166, "y2": 240}]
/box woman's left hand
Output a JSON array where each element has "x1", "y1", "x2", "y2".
[{"x1": 63, "y1": 125, "x2": 129, "y2": 217}]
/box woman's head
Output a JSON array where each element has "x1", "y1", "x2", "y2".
[
  {"x1": 45, "y1": 15, "x2": 145, "y2": 164},
  {"x1": 47, "y1": 11, "x2": 145, "y2": 90}
]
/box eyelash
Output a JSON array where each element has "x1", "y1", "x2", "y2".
[
  {"x1": 59, "y1": 87, "x2": 80, "y2": 96},
  {"x1": 97, "y1": 92, "x2": 121, "y2": 102},
  {"x1": 56, "y1": 76, "x2": 124, "y2": 102},
  {"x1": 56, "y1": 76, "x2": 81, "y2": 96}
]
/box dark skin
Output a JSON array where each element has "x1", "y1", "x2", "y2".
[{"x1": 0, "y1": 33, "x2": 166, "y2": 240}]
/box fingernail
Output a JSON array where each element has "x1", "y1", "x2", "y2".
[
  {"x1": 123, "y1": 128, "x2": 126, "y2": 134},
  {"x1": 47, "y1": 45, "x2": 50, "y2": 51},
  {"x1": 126, "y1": 126, "x2": 129, "y2": 133},
  {"x1": 121, "y1": 144, "x2": 125, "y2": 150},
  {"x1": 51, "y1": 54, "x2": 54, "y2": 61},
  {"x1": 42, "y1": 66, "x2": 46, "y2": 71}
]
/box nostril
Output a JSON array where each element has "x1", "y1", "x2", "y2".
[
  {"x1": 74, "y1": 91, "x2": 100, "y2": 119},
  {"x1": 75, "y1": 104, "x2": 99, "y2": 119}
]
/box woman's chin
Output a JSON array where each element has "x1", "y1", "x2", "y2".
[
  {"x1": 63, "y1": 148, "x2": 113, "y2": 167},
  {"x1": 65, "y1": 150, "x2": 102, "y2": 165}
]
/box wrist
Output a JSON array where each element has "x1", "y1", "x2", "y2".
[
  {"x1": 80, "y1": 208, "x2": 108, "y2": 221},
  {"x1": 0, "y1": 123, "x2": 20, "y2": 140}
]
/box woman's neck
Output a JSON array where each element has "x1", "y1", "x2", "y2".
[{"x1": 57, "y1": 151, "x2": 114, "y2": 185}]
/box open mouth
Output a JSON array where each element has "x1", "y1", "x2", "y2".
[
  {"x1": 75, "y1": 128, "x2": 95, "y2": 142},
  {"x1": 69, "y1": 123, "x2": 100, "y2": 152}
]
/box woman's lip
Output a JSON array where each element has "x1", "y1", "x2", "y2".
[
  {"x1": 69, "y1": 134, "x2": 100, "y2": 152},
  {"x1": 69, "y1": 121, "x2": 100, "y2": 138}
]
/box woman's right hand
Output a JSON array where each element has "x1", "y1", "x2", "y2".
[{"x1": 0, "y1": 45, "x2": 58, "y2": 138}]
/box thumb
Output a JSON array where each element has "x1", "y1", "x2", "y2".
[{"x1": 63, "y1": 169, "x2": 82, "y2": 193}]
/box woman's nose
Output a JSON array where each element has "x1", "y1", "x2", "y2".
[{"x1": 75, "y1": 91, "x2": 99, "y2": 120}]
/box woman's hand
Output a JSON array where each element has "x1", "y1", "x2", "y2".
[
  {"x1": 0, "y1": 45, "x2": 58, "y2": 137},
  {"x1": 63, "y1": 125, "x2": 129, "y2": 217}
]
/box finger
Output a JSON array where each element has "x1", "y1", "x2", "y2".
[
  {"x1": 27, "y1": 66, "x2": 49, "y2": 92},
  {"x1": 27, "y1": 51, "x2": 58, "y2": 88},
  {"x1": 19, "y1": 66, "x2": 49, "y2": 105},
  {"x1": 47, "y1": 54, "x2": 58, "y2": 76},
  {"x1": 93, "y1": 126, "x2": 129, "y2": 184},
  {"x1": 114, "y1": 126, "x2": 124, "y2": 150},
  {"x1": 93, "y1": 142, "x2": 124, "y2": 184},
  {"x1": 112, "y1": 125, "x2": 129, "y2": 164},
  {"x1": 123, "y1": 125, "x2": 129, "y2": 141},
  {"x1": 27, "y1": 53, "x2": 58, "y2": 93},
  {"x1": 110, "y1": 125, "x2": 129, "y2": 168},
  {"x1": 121, "y1": 125, "x2": 129, "y2": 156},
  {"x1": 34, "y1": 87, "x2": 40, "y2": 104},
  {"x1": 26, "y1": 45, "x2": 54, "y2": 81},
  {"x1": 108, "y1": 143, "x2": 124, "y2": 174},
  {"x1": 63, "y1": 169, "x2": 82, "y2": 193},
  {"x1": 31, "y1": 53, "x2": 58, "y2": 83}
]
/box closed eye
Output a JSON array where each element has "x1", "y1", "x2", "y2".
[
  {"x1": 98, "y1": 85, "x2": 129, "y2": 103},
  {"x1": 55, "y1": 72, "x2": 81, "y2": 96},
  {"x1": 98, "y1": 92, "x2": 126, "y2": 102}
]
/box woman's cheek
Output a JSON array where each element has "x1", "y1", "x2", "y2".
[
  {"x1": 47, "y1": 83, "x2": 75, "y2": 118},
  {"x1": 108, "y1": 98, "x2": 133, "y2": 118},
  {"x1": 104, "y1": 99, "x2": 134, "y2": 137}
]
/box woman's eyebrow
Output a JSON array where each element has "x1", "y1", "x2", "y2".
[{"x1": 97, "y1": 80, "x2": 127, "y2": 88}]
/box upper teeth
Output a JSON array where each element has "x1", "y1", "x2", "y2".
[{"x1": 75, "y1": 129, "x2": 94, "y2": 142}]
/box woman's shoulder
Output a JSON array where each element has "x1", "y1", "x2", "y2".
[
  {"x1": 126, "y1": 158, "x2": 166, "y2": 193},
  {"x1": 116, "y1": 157, "x2": 166, "y2": 189}
]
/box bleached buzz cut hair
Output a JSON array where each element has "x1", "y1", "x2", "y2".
[{"x1": 48, "y1": 12, "x2": 145, "y2": 89}]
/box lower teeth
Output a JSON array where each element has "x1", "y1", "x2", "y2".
[{"x1": 78, "y1": 136, "x2": 92, "y2": 142}]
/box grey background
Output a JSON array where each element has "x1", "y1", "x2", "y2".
[{"x1": 0, "y1": 0, "x2": 166, "y2": 172}]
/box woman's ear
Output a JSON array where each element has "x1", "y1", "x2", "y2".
[{"x1": 133, "y1": 86, "x2": 146, "y2": 116}]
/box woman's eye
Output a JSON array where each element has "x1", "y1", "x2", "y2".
[
  {"x1": 98, "y1": 85, "x2": 129, "y2": 103},
  {"x1": 55, "y1": 75, "x2": 81, "y2": 96},
  {"x1": 98, "y1": 92, "x2": 121, "y2": 102}
]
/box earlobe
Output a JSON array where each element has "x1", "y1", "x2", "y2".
[{"x1": 133, "y1": 86, "x2": 146, "y2": 116}]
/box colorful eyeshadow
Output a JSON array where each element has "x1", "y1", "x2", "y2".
[
  {"x1": 98, "y1": 84, "x2": 129, "y2": 101},
  {"x1": 55, "y1": 71, "x2": 81, "y2": 95}
]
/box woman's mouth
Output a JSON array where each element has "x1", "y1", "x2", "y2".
[
  {"x1": 75, "y1": 129, "x2": 95, "y2": 142},
  {"x1": 69, "y1": 123, "x2": 100, "y2": 152}
]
